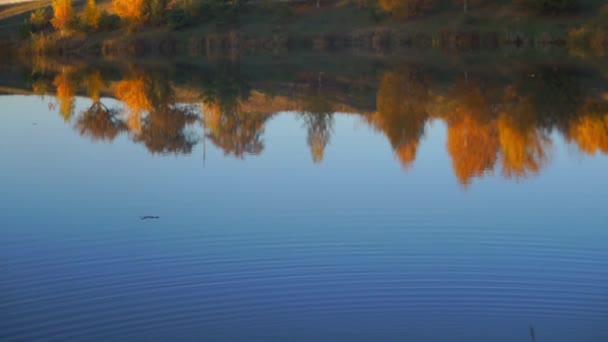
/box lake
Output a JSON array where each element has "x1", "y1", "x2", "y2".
[{"x1": 1, "y1": 53, "x2": 607, "y2": 341}]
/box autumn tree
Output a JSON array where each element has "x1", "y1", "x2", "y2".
[
  {"x1": 113, "y1": 0, "x2": 146, "y2": 25},
  {"x1": 53, "y1": 71, "x2": 76, "y2": 122},
  {"x1": 368, "y1": 66, "x2": 431, "y2": 169},
  {"x1": 76, "y1": 106, "x2": 125, "y2": 142},
  {"x1": 135, "y1": 74, "x2": 199, "y2": 154},
  {"x1": 76, "y1": 71, "x2": 127, "y2": 142},
  {"x1": 498, "y1": 88, "x2": 551, "y2": 179},
  {"x1": 378, "y1": 0, "x2": 435, "y2": 18},
  {"x1": 445, "y1": 81, "x2": 499, "y2": 186},
  {"x1": 566, "y1": 102, "x2": 608, "y2": 155},
  {"x1": 51, "y1": 0, "x2": 73, "y2": 32},
  {"x1": 115, "y1": 76, "x2": 152, "y2": 135},
  {"x1": 197, "y1": 63, "x2": 268, "y2": 158},
  {"x1": 83, "y1": 0, "x2": 101, "y2": 29},
  {"x1": 300, "y1": 88, "x2": 334, "y2": 163},
  {"x1": 202, "y1": 101, "x2": 267, "y2": 158}
]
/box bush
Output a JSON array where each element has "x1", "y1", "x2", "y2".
[
  {"x1": 517, "y1": 0, "x2": 580, "y2": 14},
  {"x1": 168, "y1": 6, "x2": 193, "y2": 30},
  {"x1": 30, "y1": 7, "x2": 50, "y2": 28},
  {"x1": 98, "y1": 11, "x2": 120, "y2": 31},
  {"x1": 19, "y1": 20, "x2": 34, "y2": 40},
  {"x1": 148, "y1": 0, "x2": 168, "y2": 26}
]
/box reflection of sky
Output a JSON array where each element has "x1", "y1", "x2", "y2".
[{"x1": 1, "y1": 95, "x2": 608, "y2": 341}]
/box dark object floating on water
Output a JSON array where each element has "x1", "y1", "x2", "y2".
[
  {"x1": 530, "y1": 325, "x2": 536, "y2": 342},
  {"x1": 140, "y1": 216, "x2": 160, "y2": 220}
]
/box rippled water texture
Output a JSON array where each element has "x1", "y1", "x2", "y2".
[{"x1": 1, "y1": 59, "x2": 608, "y2": 341}]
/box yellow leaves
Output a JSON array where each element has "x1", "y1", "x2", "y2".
[
  {"x1": 395, "y1": 141, "x2": 419, "y2": 169},
  {"x1": 115, "y1": 77, "x2": 152, "y2": 135},
  {"x1": 309, "y1": 132, "x2": 326, "y2": 163},
  {"x1": 567, "y1": 110, "x2": 608, "y2": 155},
  {"x1": 53, "y1": 72, "x2": 76, "y2": 122},
  {"x1": 113, "y1": 0, "x2": 146, "y2": 23},
  {"x1": 497, "y1": 113, "x2": 551, "y2": 179},
  {"x1": 444, "y1": 81, "x2": 499, "y2": 186},
  {"x1": 202, "y1": 101, "x2": 222, "y2": 133},
  {"x1": 447, "y1": 115, "x2": 498, "y2": 186},
  {"x1": 51, "y1": 0, "x2": 73, "y2": 32},
  {"x1": 86, "y1": 71, "x2": 104, "y2": 103},
  {"x1": 83, "y1": 0, "x2": 101, "y2": 29}
]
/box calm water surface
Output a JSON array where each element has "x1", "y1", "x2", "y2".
[{"x1": 1, "y1": 58, "x2": 607, "y2": 341}]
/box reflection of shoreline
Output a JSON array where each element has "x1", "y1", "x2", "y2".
[{"x1": 11, "y1": 62, "x2": 608, "y2": 186}]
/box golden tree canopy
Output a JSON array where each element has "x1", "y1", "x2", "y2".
[
  {"x1": 51, "y1": 0, "x2": 73, "y2": 32},
  {"x1": 54, "y1": 72, "x2": 76, "y2": 122},
  {"x1": 113, "y1": 0, "x2": 146, "y2": 23},
  {"x1": 83, "y1": 0, "x2": 101, "y2": 29}
]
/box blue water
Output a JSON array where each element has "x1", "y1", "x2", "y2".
[{"x1": 1, "y1": 95, "x2": 607, "y2": 341}]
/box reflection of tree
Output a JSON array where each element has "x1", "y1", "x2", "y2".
[
  {"x1": 85, "y1": 71, "x2": 104, "y2": 103},
  {"x1": 76, "y1": 71, "x2": 127, "y2": 142},
  {"x1": 75, "y1": 104, "x2": 126, "y2": 141},
  {"x1": 498, "y1": 88, "x2": 551, "y2": 179},
  {"x1": 300, "y1": 90, "x2": 334, "y2": 164},
  {"x1": 367, "y1": 66, "x2": 431, "y2": 169},
  {"x1": 203, "y1": 102, "x2": 266, "y2": 157},
  {"x1": 114, "y1": 71, "x2": 200, "y2": 154},
  {"x1": 22, "y1": 62, "x2": 608, "y2": 186},
  {"x1": 200, "y1": 63, "x2": 268, "y2": 158},
  {"x1": 136, "y1": 104, "x2": 199, "y2": 154},
  {"x1": 445, "y1": 81, "x2": 499, "y2": 186},
  {"x1": 566, "y1": 101, "x2": 608, "y2": 155},
  {"x1": 115, "y1": 76, "x2": 152, "y2": 135},
  {"x1": 53, "y1": 71, "x2": 76, "y2": 122},
  {"x1": 518, "y1": 68, "x2": 583, "y2": 130}
]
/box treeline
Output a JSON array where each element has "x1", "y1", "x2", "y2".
[
  {"x1": 19, "y1": 0, "x2": 599, "y2": 39},
  {"x1": 20, "y1": 60, "x2": 608, "y2": 184},
  {"x1": 21, "y1": 0, "x2": 251, "y2": 38}
]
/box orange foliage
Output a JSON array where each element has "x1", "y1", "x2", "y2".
[
  {"x1": 53, "y1": 72, "x2": 76, "y2": 122},
  {"x1": 445, "y1": 82, "x2": 498, "y2": 185},
  {"x1": 51, "y1": 0, "x2": 73, "y2": 32},
  {"x1": 395, "y1": 140, "x2": 419, "y2": 169},
  {"x1": 83, "y1": 0, "x2": 101, "y2": 29},
  {"x1": 86, "y1": 71, "x2": 104, "y2": 103},
  {"x1": 447, "y1": 116, "x2": 498, "y2": 186},
  {"x1": 497, "y1": 112, "x2": 550, "y2": 179},
  {"x1": 113, "y1": 0, "x2": 146, "y2": 23},
  {"x1": 115, "y1": 78, "x2": 152, "y2": 135},
  {"x1": 567, "y1": 103, "x2": 608, "y2": 155}
]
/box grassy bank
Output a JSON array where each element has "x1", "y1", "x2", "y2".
[{"x1": 1, "y1": 0, "x2": 608, "y2": 56}]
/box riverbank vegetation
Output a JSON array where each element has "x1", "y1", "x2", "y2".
[
  {"x1": 0, "y1": 0, "x2": 607, "y2": 55},
  {"x1": 2, "y1": 51, "x2": 608, "y2": 185}
]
